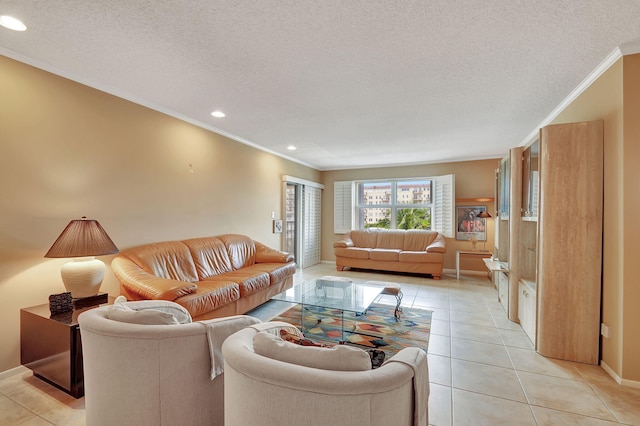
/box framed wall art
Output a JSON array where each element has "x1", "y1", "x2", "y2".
[{"x1": 456, "y1": 205, "x2": 487, "y2": 241}]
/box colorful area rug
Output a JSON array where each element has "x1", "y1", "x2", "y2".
[{"x1": 271, "y1": 302, "x2": 432, "y2": 359}]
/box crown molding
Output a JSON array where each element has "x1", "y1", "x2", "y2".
[{"x1": 519, "y1": 43, "x2": 640, "y2": 147}]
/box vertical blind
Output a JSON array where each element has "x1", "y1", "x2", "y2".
[{"x1": 301, "y1": 185, "x2": 322, "y2": 268}]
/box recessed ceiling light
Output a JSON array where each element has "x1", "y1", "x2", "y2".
[
  {"x1": 0, "y1": 15, "x2": 27, "y2": 31},
  {"x1": 211, "y1": 110, "x2": 225, "y2": 118},
  {"x1": 287, "y1": 145, "x2": 297, "y2": 150}
]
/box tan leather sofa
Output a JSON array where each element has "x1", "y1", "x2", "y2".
[
  {"x1": 111, "y1": 234, "x2": 296, "y2": 320},
  {"x1": 333, "y1": 228, "x2": 446, "y2": 279}
]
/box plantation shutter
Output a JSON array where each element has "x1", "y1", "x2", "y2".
[
  {"x1": 432, "y1": 174, "x2": 455, "y2": 238},
  {"x1": 301, "y1": 185, "x2": 322, "y2": 268},
  {"x1": 334, "y1": 181, "x2": 353, "y2": 233}
]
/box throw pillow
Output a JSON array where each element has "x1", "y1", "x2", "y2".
[
  {"x1": 253, "y1": 331, "x2": 371, "y2": 371},
  {"x1": 279, "y1": 329, "x2": 386, "y2": 368}
]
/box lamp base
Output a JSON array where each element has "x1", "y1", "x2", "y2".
[
  {"x1": 60, "y1": 257, "x2": 105, "y2": 298},
  {"x1": 73, "y1": 292, "x2": 109, "y2": 308}
]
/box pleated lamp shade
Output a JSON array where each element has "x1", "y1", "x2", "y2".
[{"x1": 45, "y1": 217, "x2": 119, "y2": 298}]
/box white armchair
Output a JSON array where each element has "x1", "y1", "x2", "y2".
[
  {"x1": 78, "y1": 301, "x2": 260, "y2": 426},
  {"x1": 222, "y1": 322, "x2": 429, "y2": 426}
]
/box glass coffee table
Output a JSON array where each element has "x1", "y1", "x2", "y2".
[{"x1": 271, "y1": 276, "x2": 384, "y2": 342}]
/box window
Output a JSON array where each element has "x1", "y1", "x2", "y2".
[
  {"x1": 334, "y1": 174, "x2": 455, "y2": 236},
  {"x1": 356, "y1": 180, "x2": 433, "y2": 229}
]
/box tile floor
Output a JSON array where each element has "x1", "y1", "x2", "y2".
[{"x1": 1, "y1": 263, "x2": 639, "y2": 425}]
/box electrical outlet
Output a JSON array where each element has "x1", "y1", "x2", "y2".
[{"x1": 601, "y1": 323, "x2": 610, "y2": 338}]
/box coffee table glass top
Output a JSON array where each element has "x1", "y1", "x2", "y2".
[{"x1": 271, "y1": 278, "x2": 384, "y2": 314}]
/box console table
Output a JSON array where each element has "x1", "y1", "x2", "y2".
[
  {"x1": 20, "y1": 296, "x2": 113, "y2": 398},
  {"x1": 455, "y1": 249, "x2": 492, "y2": 279}
]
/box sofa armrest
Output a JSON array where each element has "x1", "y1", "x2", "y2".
[
  {"x1": 426, "y1": 233, "x2": 447, "y2": 254},
  {"x1": 112, "y1": 257, "x2": 198, "y2": 301},
  {"x1": 333, "y1": 233, "x2": 354, "y2": 248},
  {"x1": 254, "y1": 241, "x2": 294, "y2": 263}
]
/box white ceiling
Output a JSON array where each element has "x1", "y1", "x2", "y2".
[{"x1": 2, "y1": 1, "x2": 640, "y2": 170}]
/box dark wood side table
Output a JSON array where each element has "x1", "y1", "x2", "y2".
[{"x1": 20, "y1": 295, "x2": 114, "y2": 398}]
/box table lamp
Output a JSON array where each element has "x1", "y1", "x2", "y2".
[
  {"x1": 45, "y1": 217, "x2": 119, "y2": 299},
  {"x1": 477, "y1": 211, "x2": 492, "y2": 250}
]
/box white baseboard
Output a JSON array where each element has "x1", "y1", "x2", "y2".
[
  {"x1": 601, "y1": 361, "x2": 640, "y2": 389},
  {"x1": 0, "y1": 365, "x2": 29, "y2": 381},
  {"x1": 443, "y1": 268, "x2": 490, "y2": 277}
]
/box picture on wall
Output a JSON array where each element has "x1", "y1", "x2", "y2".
[{"x1": 456, "y1": 205, "x2": 487, "y2": 241}]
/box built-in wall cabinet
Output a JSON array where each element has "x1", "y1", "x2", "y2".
[
  {"x1": 494, "y1": 120, "x2": 603, "y2": 365},
  {"x1": 488, "y1": 148, "x2": 521, "y2": 322}
]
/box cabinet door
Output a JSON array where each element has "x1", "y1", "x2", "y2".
[
  {"x1": 518, "y1": 282, "x2": 535, "y2": 344},
  {"x1": 537, "y1": 121, "x2": 603, "y2": 364},
  {"x1": 498, "y1": 272, "x2": 508, "y2": 314}
]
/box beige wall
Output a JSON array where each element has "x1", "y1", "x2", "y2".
[
  {"x1": 320, "y1": 160, "x2": 498, "y2": 271},
  {"x1": 549, "y1": 54, "x2": 640, "y2": 383},
  {"x1": 0, "y1": 55, "x2": 320, "y2": 372}
]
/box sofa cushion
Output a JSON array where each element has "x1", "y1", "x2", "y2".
[
  {"x1": 250, "y1": 262, "x2": 297, "y2": 284},
  {"x1": 122, "y1": 241, "x2": 200, "y2": 283},
  {"x1": 334, "y1": 247, "x2": 371, "y2": 259},
  {"x1": 398, "y1": 251, "x2": 444, "y2": 263},
  {"x1": 182, "y1": 237, "x2": 233, "y2": 279},
  {"x1": 376, "y1": 230, "x2": 405, "y2": 250},
  {"x1": 205, "y1": 270, "x2": 270, "y2": 297},
  {"x1": 253, "y1": 331, "x2": 371, "y2": 371},
  {"x1": 370, "y1": 248, "x2": 401, "y2": 261},
  {"x1": 403, "y1": 230, "x2": 438, "y2": 251},
  {"x1": 349, "y1": 229, "x2": 379, "y2": 248},
  {"x1": 174, "y1": 281, "x2": 241, "y2": 318},
  {"x1": 217, "y1": 234, "x2": 257, "y2": 270},
  {"x1": 107, "y1": 299, "x2": 193, "y2": 325}
]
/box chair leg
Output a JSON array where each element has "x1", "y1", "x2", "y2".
[{"x1": 393, "y1": 291, "x2": 403, "y2": 320}]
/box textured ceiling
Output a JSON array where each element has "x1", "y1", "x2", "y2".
[{"x1": 2, "y1": 1, "x2": 640, "y2": 170}]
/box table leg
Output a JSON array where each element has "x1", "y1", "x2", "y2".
[{"x1": 456, "y1": 251, "x2": 461, "y2": 279}]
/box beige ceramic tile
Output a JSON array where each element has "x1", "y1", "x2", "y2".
[
  {"x1": 413, "y1": 295, "x2": 450, "y2": 309},
  {"x1": 21, "y1": 415, "x2": 66, "y2": 425},
  {"x1": 448, "y1": 300, "x2": 491, "y2": 314},
  {"x1": 451, "y1": 338, "x2": 513, "y2": 369},
  {"x1": 427, "y1": 334, "x2": 451, "y2": 357},
  {"x1": 507, "y1": 346, "x2": 584, "y2": 380},
  {"x1": 588, "y1": 379, "x2": 640, "y2": 425},
  {"x1": 451, "y1": 359, "x2": 526, "y2": 403},
  {"x1": 450, "y1": 322, "x2": 503, "y2": 345},
  {"x1": 492, "y1": 316, "x2": 524, "y2": 331},
  {"x1": 429, "y1": 308, "x2": 450, "y2": 321},
  {"x1": 429, "y1": 383, "x2": 452, "y2": 426},
  {"x1": 530, "y1": 406, "x2": 621, "y2": 425},
  {"x1": 517, "y1": 371, "x2": 617, "y2": 421},
  {"x1": 448, "y1": 309, "x2": 495, "y2": 327},
  {"x1": 428, "y1": 354, "x2": 452, "y2": 386},
  {"x1": 0, "y1": 395, "x2": 37, "y2": 425},
  {"x1": 498, "y1": 329, "x2": 534, "y2": 349},
  {"x1": 452, "y1": 388, "x2": 537, "y2": 426},
  {"x1": 6, "y1": 377, "x2": 76, "y2": 416},
  {"x1": 430, "y1": 319, "x2": 451, "y2": 337}
]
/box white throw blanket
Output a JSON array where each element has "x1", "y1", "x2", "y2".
[
  {"x1": 382, "y1": 347, "x2": 429, "y2": 426},
  {"x1": 201, "y1": 315, "x2": 261, "y2": 380},
  {"x1": 249, "y1": 321, "x2": 304, "y2": 337}
]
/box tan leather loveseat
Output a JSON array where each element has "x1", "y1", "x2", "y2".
[
  {"x1": 111, "y1": 234, "x2": 296, "y2": 320},
  {"x1": 333, "y1": 228, "x2": 446, "y2": 279}
]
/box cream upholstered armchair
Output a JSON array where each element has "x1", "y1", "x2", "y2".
[
  {"x1": 222, "y1": 321, "x2": 429, "y2": 426},
  {"x1": 78, "y1": 299, "x2": 260, "y2": 426}
]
